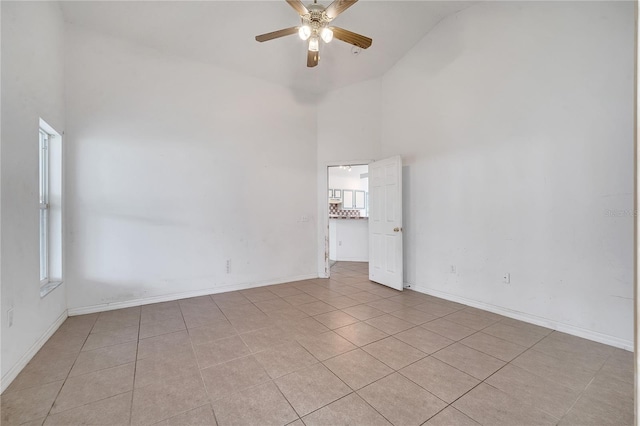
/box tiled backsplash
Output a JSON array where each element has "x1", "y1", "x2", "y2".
[{"x1": 330, "y1": 204, "x2": 361, "y2": 218}]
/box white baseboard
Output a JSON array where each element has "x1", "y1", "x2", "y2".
[
  {"x1": 1, "y1": 309, "x2": 68, "y2": 393},
  {"x1": 411, "y1": 284, "x2": 633, "y2": 351},
  {"x1": 68, "y1": 274, "x2": 318, "y2": 316}
]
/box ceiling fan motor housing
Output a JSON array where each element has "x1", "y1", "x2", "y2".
[
  {"x1": 255, "y1": 0, "x2": 372, "y2": 67},
  {"x1": 304, "y1": 3, "x2": 330, "y2": 35}
]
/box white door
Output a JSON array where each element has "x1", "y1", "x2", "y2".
[{"x1": 368, "y1": 156, "x2": 403, "y2": 290}]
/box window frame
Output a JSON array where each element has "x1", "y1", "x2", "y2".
[
  {"x1": 39, "y1": 128, "x2": 50, "y2": 286},
  {"x1": 38, "y1": 118, "x2": 63, "y2": 298}
]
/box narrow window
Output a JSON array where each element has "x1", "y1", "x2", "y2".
[
  {"x1": 39, "y1": 128, "x2": 50, "y2": 285},
  {"x1": 39, "y1": 119, "x2": 63, "y2": 297}
]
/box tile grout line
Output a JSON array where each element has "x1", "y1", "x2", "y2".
[
  {"x1": 21, "y1": 314, "x2": 146, "y2": 423},
  {"x1": 128, "y1": 308, "x2": 142, "y2": 426},
  {"x1": 244, "y1": 277, "x2": 391, "y2": 423},
  {"x1": 271, "y1": 378, "x2": 305, "y2": 424},
  {"x1": 40, "y1": 314, "x2": 99, "y2": 423},
  {"x1": 41, "y1": 390, "x2": 135, "y2": 422},
  {"x1": 222, "y1": 290, "x2": 309, "y2": 424},
  {"x1": 289, "y1": 268, "x2": 400, "y2": 425},
  {"x1": 324, "y1": 268, "x2": 446, "y2": 426},
  {"x1": 510, "y1": 345, "x2": 604, "y2": 392},
  {"x1": 183, "y1": 297, "x2": 221, "y2": 426},
  {"x1": 0, "y1": 324, "x2": 94, "y2": 395},
  {"x1": 555, "y1": 347, "x2": 613, "y2": 423},
  {"x1": 530, "y1": 336, "x2": 613, "y2": 419},
  {"x1": 134, "y1": 301, "x2": 213, "y2": 425},
  {"x1": 446, "y1": 332, "x2": 591, "y2": 425},
  {"x1": 453, "y1": 331, "x2": 528, "y2": 362},
  {"x1": 352, "y1": 370, "x2": 406, "y2": 424},
  {"x1": 392, "y1": 320, "x2": 568, "y2": 424},
  {"x1": 331, "y1": 266, "x2": 619, "y2": 425},
  {"x1": 15, "y1": 265, "x2": 629, "y2": 426}
]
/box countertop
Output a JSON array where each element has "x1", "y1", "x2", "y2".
[{"x1": 329, "y1": 216, "x2": 369, "y2": 220}]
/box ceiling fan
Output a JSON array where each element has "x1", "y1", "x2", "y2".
[{"x1": 255, "y1": 0, "x2": 372, "y2": 68}]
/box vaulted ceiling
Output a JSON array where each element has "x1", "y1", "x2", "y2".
[{"x1": 60, "y1": 1, "x2": 473, "y2": 93}]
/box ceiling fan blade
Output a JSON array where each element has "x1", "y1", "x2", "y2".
[
  {"x1": 307, "y1": 50, "x2": 319, "y2": 67},
  {"x1": 332, "y1": 27, "x2": 372, "y2": 49},
  {"x1": 286, "y1": 0, "x2": 308, "y2": 16},
  {"x1": 325, "y1": 0, "x2": 358, "y2": 20},
  {"x1": 255, "y1": 27, "x2": 299, "y2": 42}
]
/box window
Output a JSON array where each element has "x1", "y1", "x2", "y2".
[
  {"x1": 38, "y1": 119, "x2": 63, "y2": 297},
  {"x1": 39, "y1": 129, "x2": 50, "y2": 284}
]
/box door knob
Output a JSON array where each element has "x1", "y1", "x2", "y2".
[{"x1": 393, "y1": 227, "x2": 402, "y2": 232}]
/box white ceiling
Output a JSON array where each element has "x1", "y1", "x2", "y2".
[
  {"x1": 329, "y1": 164, "x2": 368, "y2": 176},
  {"x1": 60, "y1": 1, "x2": 473, "y2": 94}
]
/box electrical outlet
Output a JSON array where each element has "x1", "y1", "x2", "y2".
[
  {"x1": 226, "y1": 259, "x2": 231, "y2": 274},
  {"x1": 8, "y1": 308, "x2": 13, "y2": 327},
  {"x1": 503, "y1": 273, "x2": 510, "y2": 284},
  {"x1": 450, "y1": 265, "x2": 456, "y2": 274}
]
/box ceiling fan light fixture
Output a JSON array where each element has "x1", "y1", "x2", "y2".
[
  {"x1": 254, "y1": 0, "x2": 372, "y2": 68},
  {"x1": 321, "y1": 27, "x2": 333, "y2": 43},
  {"x1": 308, "y1": 37, "x2": 319, "y2": 52},
  {"x1": 298, "y1": 25, "x2": 311, "y2": 40}
]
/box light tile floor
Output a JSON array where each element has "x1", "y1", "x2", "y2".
[{"x1": 1, "y1": 262, "x2": 633, "y2": 425}]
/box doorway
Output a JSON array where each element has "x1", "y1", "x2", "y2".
[
  {"x1": 320, "y1": 156, "x2": 403, "y2": 290},
  {"x1": 327, "y1": 164, "x2": 369, "y2": 271}
]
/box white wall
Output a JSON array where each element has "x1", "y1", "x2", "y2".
[
  {"x1": 329, "y1": 219, "x2": 369, "y2": 262},
  {"x1": 317, "y1": 79, "x2": 381, "y2": 276},
  {"x1": 317, "y1": 79, "x2": 382, "y2": 165},
  {"x1": 1, "y1": 1, "x2": 68, "y2": 389},
  {"x1": 319, "y1": 1, "x2": 634, "y2": 348},
  {"x1": 64, "y1": 26, "x2": 318, "y2": 312},
  {"x1": 381, "y1": 1, "x2": 634, "y2": 347}
]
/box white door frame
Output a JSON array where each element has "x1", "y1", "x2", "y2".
[{"x1": 317, "y1": 159, "x2": 372, "y2": 278}]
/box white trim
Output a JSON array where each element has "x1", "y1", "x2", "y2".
[
  {"x1": 38, "y1": 118, "x2": 61, "y2": 137},
  {"x1": 412, "y1": 284, "x2": 633, "y2": 351},
  {"x1": 1, "y1": 310, "x2": 68, "y2": 393},
  {"x1": 68, "y1": 274, "x2": 318, "y2": 316},
  {"x1": 40, "y1": 281, "x2": 63, "y2": 298}
]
